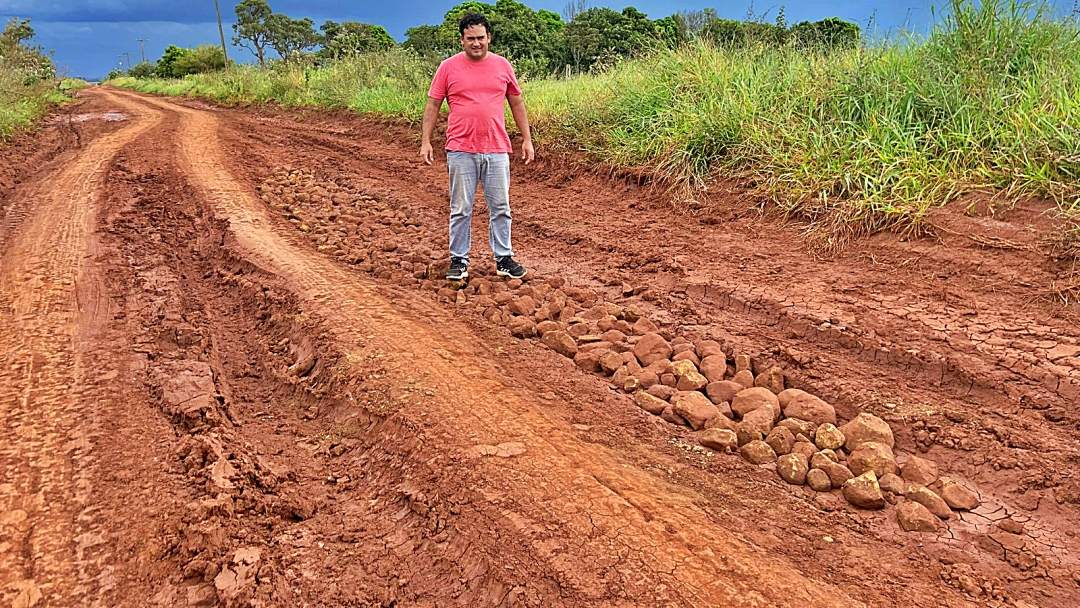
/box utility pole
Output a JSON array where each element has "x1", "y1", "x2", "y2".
[
  {"x1": 118, "y1": 52, "x2": 131, "y2": 71},
  {"x1": 213, "y1": 0, "x2": 230, "y2": 67},
  {"x1": 136, "y1": 38, "x2": 148, "y2": 63}
]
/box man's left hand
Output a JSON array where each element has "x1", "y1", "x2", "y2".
[{"x1": 522, "y1": 140, "x2": 535, "y2": 165}]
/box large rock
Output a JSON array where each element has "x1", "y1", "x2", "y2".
[
  {"x1": 818, "y1": 461, "x2": 855, "y2": 489},
  {"x1": 765, "y1": 426, "x2": 796, "y2": 456},
  {"x1": 508, "y1": 295, "x2": 538, "y2": 316},
  {"x1": 782, "y1": 393, "x2": 837, "y2": 427},
  {"x1": 699, "y1": 428, "x2": 738, "y2": 453},
  {"x1": 698, "y1": 355, "x2": 728, "y2": 383},
  {"x1": 540, "y1": 331, "x2": 577, "y2": 358},
  {"x1": 878, "y1": 473, "x2": 906, "y2": 496},
  {"x1": 734, "y1": 354, "x2": 752, "y2": 373},
  {"x1": 731, "y1": 387, "x2": 780, "y2": 419},
  {"x1": 906, "y1": 485, "x2": 952, "y2": 520},
  {"x1": 901, "y1": 456, "x2": 939, "y2": 486},
  {"x1": 704, "y1": 413, "x2": 737, "y2": 432},
  {"x1": 939, "y1": 478, "x2": 980, "y2": 511},
  {"x1": 634, "y1": 370, "x2": 660, "y2": 389},
  {"x1": 696, "y1": 340, "x2": 725, "y2": 359},
  {"x1": 809, "y1": 450, "x2": 838, "y2": 469},
  {"x1": 807, "y1": 468, "x2": 833, "y2": 492},
  {"x1": 740, "y1": 407, "x2": 776, "y2": 437},
  {"x1": 740, "y1": 440, "x2": 777, "y2": 465},
  {"x1": 633, "y1": 391, "x2": 668, "y2": 415},
  {"x1": 633, "y1": 333, "x2": 673, "y2": 366},
  {"x1": 814, "y1": 423, "x2": 845, "y2": 451},
  {"x1": 598, "y1": 351, "x2": 625, "y2": 376},
  {"x1": 777, "y1": 454, "x2": 809, "y2": 485},
  {"x1": 839, "y1": 413, "x2": 895, "y2": 451},
  {"x1": 843, "y1": 471, "x2": 885, "y2": 509},
  {"x1": 507, "y1": 316, "x2": 536, "y2": 338},
  {"x1": 676, "y1": 370, "x2": 708, "y2": 392},
  {"x1": 776, "y1": 418, "x2": 817, "y2": 443},
  {"x1": 661, "y1": 406, "x2": 688, "y2": 427},
  {"x1": 574, "y1": 351, "x2": 601, "y2": 373},
  {"x1": 736, "y1": 426, "x2": 763, "y2": 447},
  {"x1": 672, "y1": 392, "x2": 720, "y2": 431},
  {"x1": 705, "y1": 381, "x2": 744, "y2": 406},
  {"x1": 847, "y1": 442, "x2": 899, "y2": 478},
  {"x1": 790, "y1": 442, "x2": 818, "y2": 461},
  {"x1": 897, "y1": 501, "x2": 940, "y2": 532},
  {"x1": 646, "y1": 384, "x2": 677, "y2": 402},
  {"x1": 732, "y1": 370, "x2": 755, "y2": 389},
  {"x1": 754, "y1": 366, "x2": 785, "y2": 394},
  {"x1": 632, "y1": 318, "x2": 659, "y2": 335}
]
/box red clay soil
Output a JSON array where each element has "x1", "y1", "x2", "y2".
[{"x1": 0, "y1": 87, "x2": 1077, "y2": 608}]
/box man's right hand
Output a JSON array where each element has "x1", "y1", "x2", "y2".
[{"x1": 420, "y1": 142, "x2": 434, "y2": 165}]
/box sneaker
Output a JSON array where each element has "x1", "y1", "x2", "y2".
[
  {"x1": 496, "y1": 256, "x2": 527, "y2": 279},
  {"x1": 446, "y1": 257, "x2": 468, "y2": 281}
]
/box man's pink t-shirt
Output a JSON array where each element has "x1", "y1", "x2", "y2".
[{"x1": 428, "y1": 52, "x2": 522, "y2": 154}]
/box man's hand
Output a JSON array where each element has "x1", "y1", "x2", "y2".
[
  {"x1": 521, "y1": 140, "x2": 535, "y2": 165},
  {"x1": 421, "y1": 141, "x2": 434, "y2": 165}
]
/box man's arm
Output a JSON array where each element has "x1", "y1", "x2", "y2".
[
  {"x1": 420, "y1": 96, "x2": 443, "y2": 165},
  {"x1": 507, "y1": 94, "x2": 534, "y2": 165}
]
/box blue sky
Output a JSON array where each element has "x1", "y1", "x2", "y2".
[{"x1": 0, "y1": 0, "x2": 1066, "y2": 79}]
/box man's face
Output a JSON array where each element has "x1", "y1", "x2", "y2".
[{"x1": 460, "y1": 24, "x2": 490, "y2": 61}]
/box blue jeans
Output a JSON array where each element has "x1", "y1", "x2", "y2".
[{"x1": 447, "y1": 151, "x2": 513, "y2": 265}]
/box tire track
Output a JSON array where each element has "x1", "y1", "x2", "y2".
[
  {"x1": 0, "y1": 90, "x2": 163, "y2": 608},
  {"x1": 118, "y1": 91, "x2": 859, "y2": 607}
]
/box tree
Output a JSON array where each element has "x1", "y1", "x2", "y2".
[
  {"x1": 155, "y1": 45, "x2": 188, "y2": 77},
  {"x1": 171, "y1": 45, "x2": 227, "y2": 76},
  {"x1": 791, "y1": 18, "x2": 861, "y2": 50},
  {"x1": 319, "y1": 20, "x2": 396, "y2": 59},
  {"x1": 232, "y1": 0, "x2": 273, "y2": 67},
  {"x1": 265, "y1": 14, "x2": 320, "y2": 61},
  {"x1": 128, "y1": 61, "x2": 158, "y2": 78},
  {"x1": 403, "y1": 24, "x2": 446, "y2": 57},
  {"x1": 564, "y1": 6, "x2": 661, "y2": 71}
]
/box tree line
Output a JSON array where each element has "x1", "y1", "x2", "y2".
[
  {"x1": 0, "y1": 18, "x2": 55, "y2": 84},
  {"x1": 111, "y1": 0, "x2": 860, "y2": 79}
]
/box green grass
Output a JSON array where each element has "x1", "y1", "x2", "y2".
[
  {"x1": 111, "y1": 0, "x2": 1080, "y2": 242},
  {"x1": 0, "y1": 70, "x2": 73, "y2": 140}
]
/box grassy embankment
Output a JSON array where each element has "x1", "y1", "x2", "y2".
[
  {"x1": 0, "y1": 71, "x2": 87, "y2": 139},
  {"x1": 112, "y1": 0, "x2": 1080, "y2": 246}
]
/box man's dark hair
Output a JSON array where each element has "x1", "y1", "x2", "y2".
[{"x1": 459, "y1": 12, "x2": 491, "y2": 36}]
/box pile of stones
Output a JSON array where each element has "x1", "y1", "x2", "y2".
[{"x1": 262, "y1": 169, "x2": 983, "y2": 533}]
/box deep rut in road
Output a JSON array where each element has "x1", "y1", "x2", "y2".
[{"x1": 0, "y1": 86, "x2": 1077, "y2": 607}]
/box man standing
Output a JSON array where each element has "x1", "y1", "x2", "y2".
[{"x1": 421, "y1": 12, "x2": 534, "y2": 281}]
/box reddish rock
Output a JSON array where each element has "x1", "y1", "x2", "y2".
[
  {"x1": 790, "y1": 442, "x2": 818, "y2": 461},
  {"x1": 939, "y1": 477, "x2": 980, "y2": 511},
  {"x1": 754, "y1": 366, "x2": 785, "y2": 394},
  {"x1": 814, "y1": 423, "x2": 844, "y2": 450},
  {"x1": 699, "y1": 355, "x2": 727, "y2": 383},
  {"x1": 632, "y1": 318, "x2": 660, "y2": 335},
  {"x1": 740, "y1": 440, "x2": 777, "y2": 465},
  {"x1": 598, "y1": 351, "x2": 624, "y2": 376},
  {"x1": 783, "y1": 393, "x2": 837, "y2": 427},
  {"x1": 676, "y1": 370, "x2": 708, "y2": 392},
  {"x1": 906, "y1": 485, "x2": 952, "y2": 520},
  {"x1": 535, "y1": 320, "x2": 562, "y2": 336},
  {"x1": 612, "y1": 367, "x2": 630, "y2": 390},
  {"x1": 777, "y1": 454, "x2": 809, "y2": 485},
  {"x1": 507, "y1": 316, "x2": 536, "y2": 338},
  {"x1": 898, "y1": 501, "x2": 940, "y2": 532},
  {"x1": 818, "y1": 462, "x2": 855, "y2": 489},
  {"x1": 740, "y1": 407, "x2": 776, "y2": 437},
  {"x1": 807, "y1": 468, "x2": 833, "y2": 492},
  {"x1": 809, "y1": 450, "x2": 838, "y2": 469},
  {"x1": 736, "y1": 426, "x2": 764, "y2": 447},
  {"x1": 646, "y1": 384, "x2": 677, "y2": 402},
  {"x1": 567, "y1": 322, "x2": 592, "y2": 338},
  {"x1": 634, "y1": 333, "x2": 673, "y2": 366},
  {"x1": 765, "y1": 426, "x2": 796, "y2": 456},
  {"x1": 777, "y1": 418, "x2": 817, "y2": 442},
  {"x1": 634, "y1": 370, "x2": 660, "y2": 389},
  {"x1": 508, "y1": 296, "x2": 538, "y2": 316},
  {"x1": 704, "y1": 414, "x2": 737, "y2": 432},
  {"x1": 600, "y1": 329, "x2": 628, "y2": 344},
  {"x1": 672, "y1": 392, "x2": 720, "y2": 431},
  {"x1": 574, "y1": 351, "x2": 601, "y2": 373},
  {"x1": 777, "y1": 388, "x2": 812, "y2": 409},
  {"x1": 734, "y1": 354, "x2": 752, "y2": 373},
  {"x1": 540, "y1": 331, "x2": 577, "y2": 358},
  {"x1": 699, "y1": 428, "x2": 738, "y2": 453},
  {"x1": 731, "y1": 387, "x2": 781, "y2": 419},
  {"x1": 901, "y1": 456, "x2": 939, "y2": 486},
  {"x1": 705, "y1": 380, "x2": 743, "y2": 405},
  {"x1": 696, "y1": 340, "x2": 725, "y2": 359},
  {"x1": 839, "y1": 413, "x2": 895, "y2": 451},
  {"x1": 633, "y1": 391, "x2": 668, "y2": 415},
  {"x1": 732, "y1": 370, "x2": 755, "y2": 389},
  {"x1": 672, "y1": 350, "x2": 701, "y2": 366},
  {"x1": 879, "y1": 473, "x2": 906, "y2": 496},
  {"x1": 847, "y1": 442, "x2": 899, "y2": 478},
  {"x1": 623, "y1": 304, "x2": 644, "y2": 323},
  {"x1": 661, "y1": 406, "x2": 688, "y2": 427},
  {"x1": 843, "y1": 471, "x2": 885, "y2": 509}
]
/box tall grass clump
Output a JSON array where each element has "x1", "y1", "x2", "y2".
[
  {"x1": 0, "y1": 68, "x2": 70, "y2": 139},
  {"x1": 529, "y1": 0, "x2": 1080, "y2": 239},
  {"x1": 112, "y1": 48, "x2": 438, "y2": 121}
]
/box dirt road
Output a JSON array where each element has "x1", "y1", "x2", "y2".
[{"x1": 0, "y1": 87, "x2": 1077, "y2": 607}]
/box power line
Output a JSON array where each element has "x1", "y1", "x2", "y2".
[
  {"x1": 213, "y1": 0, "x2": 229, "y2": 67},
  {"x1": 135, "y1": 38, "x2": 148, "y2": 63}
]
